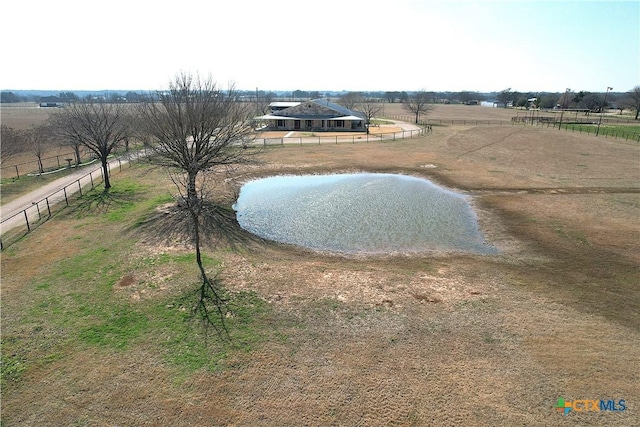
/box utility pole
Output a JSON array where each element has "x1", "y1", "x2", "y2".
[
  {"x1": 596, "y1": 86, "x2": 612, "y2": 136},
  {"x1": 558, "y1": 88, "x2": 570, "y2": 129}
]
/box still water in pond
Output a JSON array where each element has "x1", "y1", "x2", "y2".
[{"x1": 233, "y1": 173, "x2": 496, "y2": 254}]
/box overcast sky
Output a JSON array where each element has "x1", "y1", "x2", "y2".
[{"x1": 2, "y1": 0, "x2": 638, "y2": 93}]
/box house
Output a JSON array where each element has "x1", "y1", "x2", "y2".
[{"x1": 257, "y1": 99, "x2": 366, "y2": 132}]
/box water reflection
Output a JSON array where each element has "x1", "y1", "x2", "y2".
[{"x1": 234, "y1": 173, "x2": 496, "y2": 254}]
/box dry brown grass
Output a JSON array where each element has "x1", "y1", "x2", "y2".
[{"x1": 1, "y1": 109, "x2": 639, "y2": 426}]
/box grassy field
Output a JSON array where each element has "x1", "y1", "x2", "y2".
[{"x1": 1, "y1": 106, "x2": 639, "y2": 425}]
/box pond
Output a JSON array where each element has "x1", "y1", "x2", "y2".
[{"x1": 233, "y1": 173, "x2": 496, "y2": 255}]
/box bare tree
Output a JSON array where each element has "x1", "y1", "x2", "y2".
[
  {"x1": 496, "y1": 88, "x2": 514, "y2": 108},
  {"x1": 557, "y1": 90, "x2": 574, "y2": 109},
  {"x1": 50, "y1": 101, "x2": 131, "y2": 190},
  {"x1": 255, "y1": 90, "x2": 275, "y2": 115},
  {"x1": 138, "y1": 73, "x2": 256, "y2": 209},
  {"x1": 384, "y1": 91, "x2": 401, "y2": 103},
  {"x1": 358, "y1": 98, "x2": 383, "y2": 133},
  {"x1": 0, "y1": 125, "x2": 24, "y2": 166},
  {"x1": 137, "y1": 72, "x2": 258, "y2": 332},
  {"x1": 577, "y1": 92, "x2": 604, "y2": 112},
  {"x1": 22, "y1": 124, "x2": 56, "y2": 174},
  {"x1": 621, "y1": 85, "x2": 640, "y2": 120},
  {"x1": 338, "y1": 92, "x2": 363, "y2": 110},
  {"x1": 403, "y1": 91, "x2": 433, "y2": 124}
]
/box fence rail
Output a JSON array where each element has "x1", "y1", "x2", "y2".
[
  {"x1": 0, "y1": 156, "x2": 134, "y2": 250},
  {"x1": 383, "y1": 113, "x2": 639, "y2": 142},
  {"x1": 512, "y1": 116, "x2": 640, "y2": 142},
  {"x1": 0, "y1": 150, "x2": 95, "y2": 180},
  {"x1": 383, "y1": 114, "x2": 512, "y2": 126},
  {"x1": 254, "y1": 127, "x2": 428, "y2": 146}
]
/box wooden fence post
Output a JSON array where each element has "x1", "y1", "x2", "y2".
[{"x1": 24, "y1": 211, "x2": 31, "y2": 232}]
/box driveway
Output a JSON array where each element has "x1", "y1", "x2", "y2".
[{"x1": 1, "y1": 154, "x2": 134, "y2": 235}]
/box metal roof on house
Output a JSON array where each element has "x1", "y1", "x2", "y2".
[
  {"x1": 269, "y1": 101, "x2": 301, "y2": 108},
  {"x1": 256, "y1": 114, "x2": 364, "y2": 121},
  {"x1": 263, "y1": 99, "x2": 365, "y2": 120}
]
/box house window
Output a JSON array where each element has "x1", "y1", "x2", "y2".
[
  {"x1": 276, "y1": 119, "x2": 285, "y2": 127},
  {"x1": 335, "y1": 120, "x2": 344, "y2": 128},
  {"x1": 306, "y1": 120, "x2": 313, "y2": 128}
]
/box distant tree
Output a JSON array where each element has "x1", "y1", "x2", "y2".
[
  {"x1": 108, "y1": 92, "x2": 123, "y2": 103},
  {"x1": 621, "y1": 86, "x2": 640, "y2": 120},
  {"x1": 255, "y1": 90, "x2": 275, "y2": 115},
  {"x1": 538, "y1": 94, "x2": 556, "y2": 109},
  {"x1": 291, "y1": 89, "x2": 308, "y2": 99},
  {"x1": 124, "y1": 91, "x2": 141, "y2": 103},
  {"x1": 384, "y1": 91, "x2": 401, "y2": 103},
  {"x1": 46, "y1": 115, "x2": 83, "y2": 166},
  {"x1": 399, "y1": 91, "x2": 409, "y2": 103},
  {"x1": 58, "y1": 92, "x2": 79, "y2": 102},
  {"x1": 49, "y1": 101, "x2": 131, "y2": 190},
  {"x1": 577, "y1": 92, "x2": 603, "y2": 112},
  {"x1": 403, "y1": 91, "x2": 433, "y2": 124},
  {"x1": 338, "y1": 92, "x2": 363, "y2": 110},
  {"x1": 557, "y1": 90, "x2": 574, "y2": 109},
  {"x1": 497, "y1": 88, "x2": 514, "y2": 108},
  {"x1": 457, "y1": 91, "x2": 475, "y2": 104},
  {"x1": 0, "y1": 91, "x2": 23, "y2": 103},
  {"x1": 0, "y1": 125, "x2": 23, "y2": 165},
  {"x1": 357, "y1": 98, "x2": 383, "y2": 133},
  {"x1": 515, "y1": 96, "x2": 528, "y2": 108},
  {"x1": 23, "y1": 124, "x2": 57, "y2": 174}
]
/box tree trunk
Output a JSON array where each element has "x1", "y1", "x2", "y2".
[
  {"x1": 37, "y1": 158, "x2": 44, "y2": 174},
  {"x1": 415, "y1": 111, "x2": 419, "y2": 124},
  {"x1": 74, "y1": 146, "x2": 81, "y2": 166},
  {"x1": 192, "y1": 210, "x2": 206, "y2": 284},
  {"x1": 187, "y1": 172, "x2": 199, "y2": 208},
  {"x1": 102, "y1": 157, "x2": 111, "y2": 190}
]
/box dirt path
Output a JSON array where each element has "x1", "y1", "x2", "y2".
[{"x1": 0, "y1": 155, "x2": 134, "y2": 234}]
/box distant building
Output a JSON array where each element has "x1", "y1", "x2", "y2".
[
  {"x1": 38, "y1": 96, "x2": 66, "y2": 108},
  {"x1": 257, "y1": 99, "x2": 366, "y2": 132},
  {"x1": 39, "y1": 102, "x2": 66, "y2": 108}
]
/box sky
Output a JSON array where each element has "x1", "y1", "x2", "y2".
[{"x1": 2, "y1": 0, "x2": 638, "y2": 93}]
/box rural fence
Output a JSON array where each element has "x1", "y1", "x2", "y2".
[
  {"x1": 0, "y1": 155, "x2": 138, "y2": 250},
  {"x1": 1, "y1": 149, "x2": 95, "y2": 180},
  {"x1": 383, "y1": 114, "x2": 512, "y2": 127},
  {"x1": 512, "y1": 116, "x2": 640, "y2": 142},
  {"x1": 384, "y1": 113, "x2": 639, "y2": 142},
  {"x1": 253, "y1": 127, "x2": 428, "y2": 146}
]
